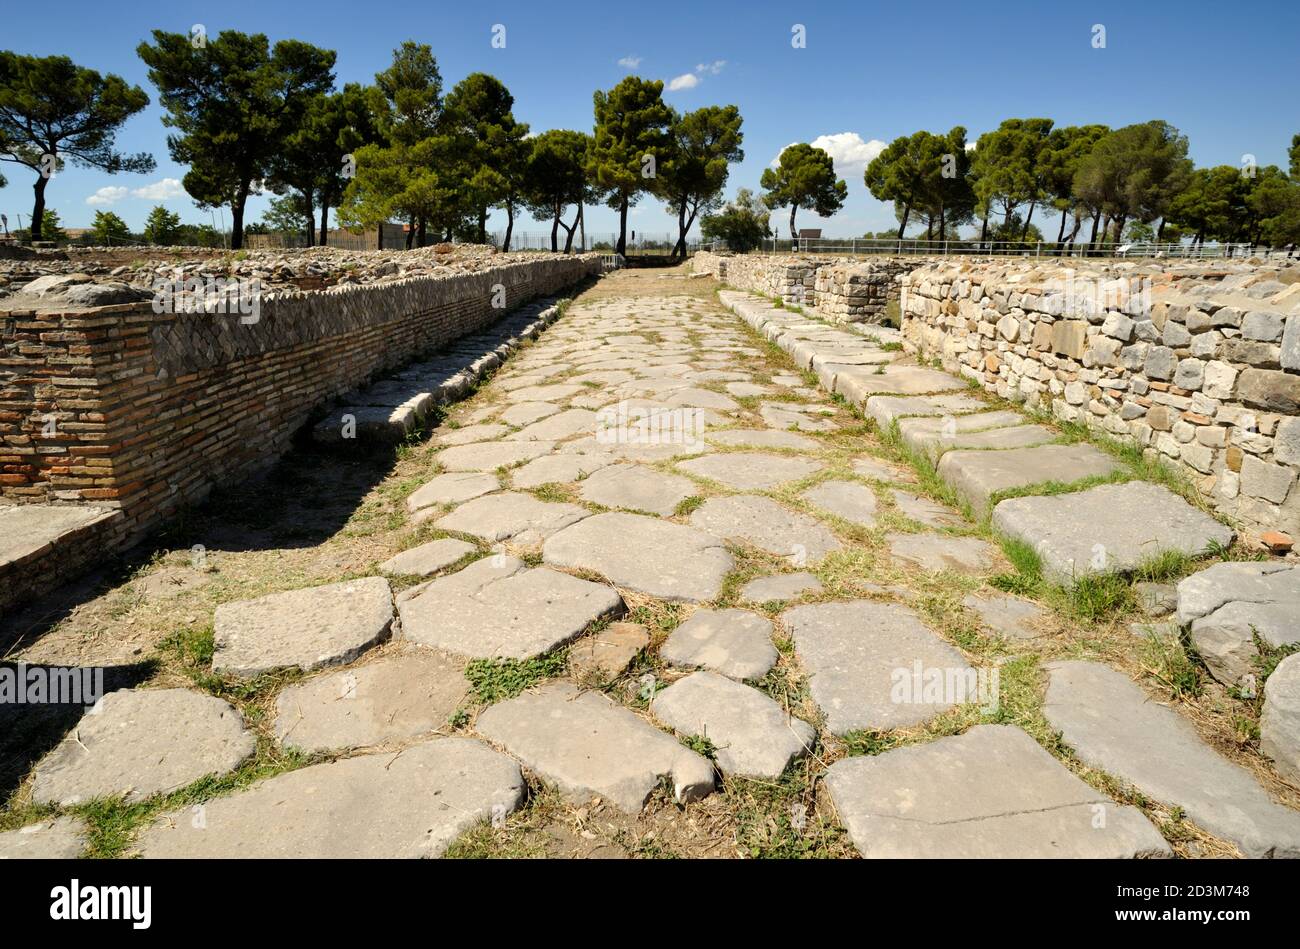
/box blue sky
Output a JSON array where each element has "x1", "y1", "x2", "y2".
[{"x1": 3, "y1": 0, "x2": 1297, "y2": 241}]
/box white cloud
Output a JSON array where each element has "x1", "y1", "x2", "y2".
[
  {"x1": 666, "y1": 73, "x2": 700, "y2": 92},
  {"x1": 86, "y1": 186, "x2": 128, "y2": 206},
  {"x1": 617, "y1": 55, "x2": 642, "y2": 68},
  {"x1": 770, "y1": 133, "x2": 886, "y2": 173},
  {"x1": 695, "y1": 60, "x2": 726, "y2": 75},
  {"x1": 131, "y1": 177, "x2": 186, "y2": 200}
]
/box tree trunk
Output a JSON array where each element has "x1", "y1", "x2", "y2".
[
  {"x1": 896, "y1": 201, "x2": 911, "y2": 241},
  {"x1": 577, "y1": 202, "x2": 585, "y2": 252},
  {"x1": 938, "y1": 203, "x2": 946, "y2": 242},
  {"x1": 1087, "y1": 211, "x2": 1101, "y2": 254},
  {"x1": 319, "y1": 201, "x2": 330, "y2": 247},
  {"x1": 551, "y1": 205, "x2": 560, "y2": 253},
  {"x1": 1021, "y1": 201, "x2": 1036, "y2": 241},
  {"x1": 477, "y1": 208, "x2": 487, "y2": 245},
  {"x1": 230, "y1": 178, "x2": 252, "y2": 251},
  {"x1": 1056, "y1": 210, "x2": 1068, "y2": 246},
  {"x1": 616, "y1": 194, "x2": 628, "y2": 256},
  {"x1": 925, "y1": 218, "x2": 933, "y2": 241},
  {"x1": 417, "y1": 216, "x2": 427, "y2": 247},
  {"x1": 303, "y1": 193, "x2": 316, "y2": 246},
  {"x1": 31, "y1": 174, "x2": 49, "y2": 241},
  {"x1": 979, "y1": 213, "x2": 989, "y2": 246},
  {"x1": 674, "y1": 199, "x2": 688, "y2": 259},
  {"x1": 503, "y1": 202, "x2": 514, "y2": 252},
  {"x1": 788, "y1": 205, "x2": 797, "y2": 242}
]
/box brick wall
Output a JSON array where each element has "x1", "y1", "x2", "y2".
[{"x1": 1, "y1": 254, "x2": 599, "y2": 548}]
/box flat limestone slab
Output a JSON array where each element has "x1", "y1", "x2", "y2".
[
  {"x1": 992, "y1": 482, "x2": 1235, "y2": 584},
  {"x1": 706, "y1": 429, "x2": 819, "y2": 450},
  {"x1": 274, "y1": 652, "x2": 469, "y2": 753},
  {"x1": 213, "y1": 577, "x2": 395, "y2": 677},
  {"x1": 963, "y1": 593, "x2": 1047, "y2": 640},
  {"x1": 506, "y1": 408, "x2": 599, "y2": 442},
  {"x1": 759, "y1": 402, "x2": 838, "y2": 432},
  {"x1": 0, "y1": 816, "x2": 87, "y2": 859},
  {"x1": 138, "y1": 738, "x2": 524, "y2": 858},
  {"x1": 891, "y1": 489, "x2": 964, "y2": 528},
  {"x1": 937, "y1": 443, "x2": 1123, "y2": 516},
  {"x1": 864, "y1": 393, "x2": 988, "y2": 430},
  {"x1": 887, "y1": 533, "x2": 996, "y2": 575},
  {"x1": 436, "y1": 440, "x2": 555, "y2": 472},
  {"x1": 579, "y1": 464, "x2": 696, "y2": 516},
  {"x1": 543, "y1": 512, "x2": 733, "y2": 603},
  {"x1": 406, "y1": 472, "x2": 499, "y2": 511},
  {"x1": 801, "y1": 480, "x2": 878, "y2": 527},
  {"x1": 1176, "y1": 562, "x2": 1300, "y2": 685},
  {"x1": 510, "y1": 453, "x2": 611, "y2": 488},
  {"x1": 677, "y1": 451, "x2": 822, "y2": 490},
  {"x1": 661, "y1": 608, "x2": 778, "y2": 680},
  {"x1": 782, "y1": 600, "x2": 975, "y2": 734},
  {"x1": 32, "y1": 689, "x2": 254, "y2": 805},
  {"x1": 651, "y1": 671, "x2": 815, "y2": 778},
  {"x1": 379, "y1": 538, "x2": 476, "y2": 577},
  {"x1": 475, "y1": 682, "x2": 714, "y2": 812},
  {"x1": 1262, "y1": 654, "x2": 1300, "y2": 783},
  {"x1": 0, "y1": 504, "x2": 117, "y2": 565},
  {"x1": 740, "y1": 572, "x2": 823, "y2": 603},
  {"x1": 570, "y1": 622, "x2": 651, "y2": 684},
  {"x1": 1043, "y1": 660, "x2": 1300, "y2": 858},
  {"x1": 690, "y1": 495, "x2": 841, "y2": 564},
  {"x1": 399, "y1": 556, "x2": 622, "y2": 660},
  {"x1": 825, "y1": 724, "x2": 1171, "y2": 858},
  {"x1": 435, "y1": 491, "x2": 589, "y2": 543},
  {"x1": 832, "y1": 365, "x2": 965, "y2": 403}
]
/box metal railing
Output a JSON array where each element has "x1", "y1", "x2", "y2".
[{"x1": 707, "y1": 238, "x2": 1270, "y2": 260}]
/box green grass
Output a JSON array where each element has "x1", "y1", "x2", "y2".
[{"x1": 464, "y1": 649, "x2": 569, "y2": 704}]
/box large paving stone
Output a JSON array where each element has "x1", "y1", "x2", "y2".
[
  {"x1": 213, "y1": 577, "x2": 395, "y2": 677},
  {"x1": 1043, "y1": 660, "x2": 1300, "y2": 858},
  {"x1": 570, "y1": 622, "x2": 651, "y2": 683},
  {"x1": 399, "y1": 555, "x2": 622, "y2": 659},
  {"x1": 781, "y1": 600, "x2": 976, "y2": 734},
  {"x1": 864, "y1": 393, "x2": 988, "y2": 430},
  {"x1": 677, "y1": 451, "x2": 822, "y2": 490},
  {"x1": 706, "y1": 428, "x2": 820, "y2": 450},
  {"x1": 1262, "y1": 653, "x2": 1300, "y2": 783},
  {"x1": 475, "y1": 682, "x2": 714, "y2": 812},
  {"x1": 689, "y1": 495, "x2": 841, "y2": 564},
  {"x1": 661, "y1": 608, "x2": 778, "y2": 680},
  {"x1": 436, "y1": 423, "x2": 510, "y2": 445},
  {"x1": 801, "y1": 480, "x2": 878, "y2": 527},
  {"x1": 500, "y1": 401, "x2": 562, "y2": 427},
  {"x1": 0, "y1": 504, "x2": 117, "y2": 568},
  {"x1": 435, "y1": 491, "x2": 589, "y2": 544},
  {"x1": 832, "y1": 365, "x2": 965, "y2": 402},
  {"x1": 992, "y1": 482, "x2": 1234, "y2": 584},
  {"x1": 379, "y1": 538, "x2": 476, "y2": 577},
  {"x1": 543, "y1": 512, "x2": 733, "y2": 603},
  {"x1": 963, "y1": 593, "x2": 1047, "y2": 640},
  {"x1": 740, "y1": 571, "x2": 823, "y2": 603},
  {"x1": 274, "y1": 652, "x2": 469, "y2": 753},
  {"x1": 652, "y1": 671, "x2": 815, "y2": 778},
  {"x1": 891, "y1": 489, "x2": 964, "y2": 528},
  {"x1": 759, "y1": 402, "x2": 838, "y2": 432},
  {"x1": 138, "y1": 738, "x2": 524, "y2": 858},
  {"x1": 825, "y1": 724, "x2": 1171, "y2": 858},
  {"x1": 437, "y1": 440, "x2": 555, "y2": 472},
  {"x1": 937, "y1": 443, "x2": 1124, "y2": 516},
  {"x1": 579, "y1": 464, "x2": 696, "y2": 516},
  {"x1": 406, "y1": 472, "x2": 499, "y2": 511},
  {"x1": 506, "y1": 408, "x2": 599, "y2": 442},
  {"x1": 1176, "y1": 561, "x2": 1300, "y2": 686},
  {"x1": 32, "y1": 688, "x2": 254, "y2": 805},
  {"x1": 887, "y1": 533, "x2": 996, "y2": 575},
  {"x1": 0, "y1": 817, "x2": 87, "y2": 859},
  {"x1": 510, "y1": 453, "x2": 611, "y2": 488}
]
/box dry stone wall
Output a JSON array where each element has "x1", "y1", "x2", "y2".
[
  {"x1": 693, "y1": 252, "x2": 916, "y2": 323},
  {"x1": 0, "y1": 254, "x2": 600, "y2": 550},
  {"x1": 898, "y1": 259, "x2": 1300, "y2": 536}
]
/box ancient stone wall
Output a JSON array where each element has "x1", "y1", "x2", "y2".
[
  {"x1": 0, "y1": 254, "x2": 599, "y2": 548},
  {"x1": 898, "y1": 259, "x2": 1300, "y2": 536},
  {"x1": 693, "y1": 251, "x2": 917, "y2": 323}
]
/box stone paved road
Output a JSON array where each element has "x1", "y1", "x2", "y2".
[{"x1": 5, "y1": 266, "x2": 1299, "y2": 860}]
